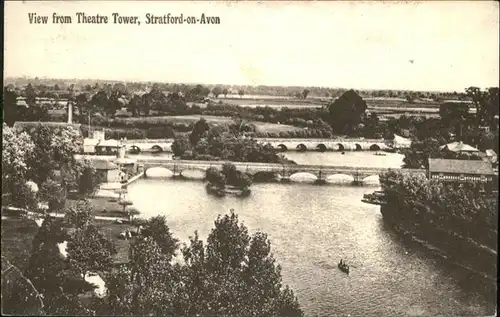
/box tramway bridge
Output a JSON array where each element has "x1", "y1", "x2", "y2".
[
  {"x1": 123, "y1": 138, "x2": 397, "y2": 153},
  {"x1": 136, "y1": 158, "x2": 425, "y2": 184}
]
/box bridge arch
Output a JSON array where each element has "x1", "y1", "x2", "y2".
[
  {"x1": 277, "y1": 144, "x2": 288, "y2": 152},
  {"x1": 180, "y1": 168, "x2": 206, "y2": 180},
  {"x1": 336, "y1": 143, "x2": 345, "y2": 151},
  {"x1": 296, "y1": 144, "x2": 307, "y2": 152},
  {"x1": 316, "y1": 144, "x2": 327, "y2": 152},
  {"x1": 362, "y1": 175, "x2": 380, "y2": 185},
  {"x1": 289, "y1": 172, "x2": 317, "y2": 183},
  {"x1": 252, "y1": 171, "x2": 281, "y2": 182},
  {"x1": 128, "y1": 145, "x2": 141, "y2": 154},
  {"x1": 325, "y1": 174, "x2": 355, "y2": 184},
  {"x1": 145, "y1": 166, "x2": 173, "y2": 178},
  {"x1": 151, "y1": 145, "x2": 163, "y2": 153},
  {"x1": 369, "y1": 144, "x2": 381, "y2": 151},
  {"x1": 354, "y1": 143, "x2": 362, "y2": 151}
]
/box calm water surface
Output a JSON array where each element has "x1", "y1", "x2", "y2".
[
  {"x1": 129, "y1": 152, "x2": 405, "y2": 169},
  {"x1": 284, "y1": 152, "x2": 404, "y2": 168},
  {"x1": 128, "y1": 180, "x2": 496, "y2": 317}
]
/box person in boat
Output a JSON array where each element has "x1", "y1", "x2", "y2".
[{"x1": 339, "y1": 259, "x2": 344, "y2": 266}]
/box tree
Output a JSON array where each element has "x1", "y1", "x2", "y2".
[
  {"x1": 439, "y1": 102, "x2": 469, "y2": 138},
  {"x1": 188, "y1": 84, "x2": 210, "y2": 102},
  {"x1": 171, "y1": 135, "x2": 192, "y2": 157},
  {"x1": 64, "y1": 199, "x2": 94, "y2": 229},
  {"x1": 78, "y1": 162, "x2": 103, "y2": 196},
  {"x1": 189, "y1": 118, "x2": 210, "y2": 146},
  {"x1": 302, "y1": 89, "x2": 310, "y2": 99},
  {"x1": 2, "y1": 124, "x2": 36, "y2": 209},
  {"x1": 238, "y1": 89, "x2": 245, "y2": 98},
  {"x1": 180, "y1": 212, "x2": 303, "y2": 316},
  {"x1": 106, "y1": 238, "x2": 179, "y2": 316},
  {"x1": 25, "y1": 83, "x2": 38, "y2": 108},
  {"x1": 75, "y1": 92, "x2": 90, "y2": 117},
  {"x1": 229, "y1": 118, "x2": 253, "y2": 137},
  {"x1": 205, "y1": 167, "x2": 226, "y2": 188},
  {"x1": 39, "y1": 179, "x2": 67, "y2": 213},
  {"x1": 402, "y1": 137, "x2": 441, "y2": 169},
  {"x1": 327, "y1": 89, "x2": 367, "y2": 134},
  {"x1": 66, "y1": 224, "x2": 116, "y2": 277},
  {"x1": 212, "y1": 86, "x2": 222, "y2": 99},
  {"x1": 222, "y1": 162, "x2": 238, "y2": 183},
  {"x1": 22, "y1": 124, "x2": 83, "y2": 187},
  {"x1": 139, "y1": 216, "x2": 179, "y2": 258},
  {"x1": 234, "y1": 171, "x2": 252, "y2": 190},
  {"x1": 466, "y1": 86, "x2": 499, "y2": 128},
  {"x1": 405, "y1": 93, "x2": 415, "y2": 103},
  {"x1": 3, "y1": 87, "x2": 19, "y2": 126},
  {"x1": 223, "y1": 88, "x2": 229, "y2": 98}
]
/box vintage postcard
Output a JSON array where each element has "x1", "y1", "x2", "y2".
[{"x1": 2, "y1": 1, "x2": 498, "y2": 316}]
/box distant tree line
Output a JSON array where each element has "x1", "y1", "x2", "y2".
[
  {"x1": 401, "y1": 87, "x2": 499, "y2": 168},
  {"x1": 3, "y1": 83, "x2": 496, "y2": 144},
  {"x1": 5, "y1": 77, "x2": 471, "y2": 101}
]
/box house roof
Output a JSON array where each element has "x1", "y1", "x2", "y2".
[
  {"x1": 429, "y1": 158, "x2": 494, "y2": 175},
  {"x1": 439, "y1": 141, "x2": 479, "y2": 153}
]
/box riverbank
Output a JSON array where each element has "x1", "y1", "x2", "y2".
[{"x1": 380, "y1": 204, "x2": 497, "y2": 282}]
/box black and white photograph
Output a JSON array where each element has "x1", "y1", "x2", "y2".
[{"x1": 2, "y1": 1, "x2": 498, "y2": 316}]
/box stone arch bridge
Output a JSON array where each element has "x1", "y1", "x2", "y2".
[
  {"x1": 124, "y1": 138, "x2": 396, "y2": 153},
  {"x1": 137, "y1": 159, "x2": 425, "y2": 184}
]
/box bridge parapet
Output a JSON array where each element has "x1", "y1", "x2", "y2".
[
  {"x1": 123, "y1": 138, "x2": 400, "y2": 153},
  {"x1": 140, "y1": 159, "x2": 425, "y2": 182}
]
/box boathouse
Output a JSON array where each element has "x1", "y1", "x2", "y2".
[{"x1": 428, "y1": 158, "x2": 495, "y2": 183}]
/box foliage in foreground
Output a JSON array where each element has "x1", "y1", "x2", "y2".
[
  {"x1": 2, "y1": 124, "x2": 101, "y2": 213},
  {"x1": 103, "y1": 212, "x2": 303, "y2": 317},
  {"x1": 379, "y1": 170, "x2": 498, "y2": 248}
]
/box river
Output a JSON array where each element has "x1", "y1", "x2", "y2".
[{"x1": 127, "y1": 178, "x2": 496, "y2": 316}]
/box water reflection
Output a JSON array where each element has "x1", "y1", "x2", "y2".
[
  {"x1": 284, "y1": 151, "x2": 404, "y2": 168},
  {"x1": 127, "y1": 180, "x2": 495, "y2": 317}
]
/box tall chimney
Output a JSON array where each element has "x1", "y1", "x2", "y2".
[{"x1": 67, "y1": 102, "x2": 73, "y2": 124}]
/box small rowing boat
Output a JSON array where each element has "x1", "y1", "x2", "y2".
[{"x1": 338, "y1": 260, "x2": 350, "y2": 275}]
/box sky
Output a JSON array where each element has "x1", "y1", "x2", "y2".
[{"x1": 4, "y1": 1, "x2": 499, "y2": 91}]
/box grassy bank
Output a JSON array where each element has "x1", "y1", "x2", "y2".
[
  {"x1": 1, "y1": 213, "x2": 135, "y2": 270},
  {"x1": 1, "y1": 196, "x2": 140, "y2": 272}
]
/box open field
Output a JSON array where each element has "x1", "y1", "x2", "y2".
[
  {"x1": 112, "y1": 115, "x2": 303, "y2": 134},
  {"x1": 1, "y1": 212, "x2": 135, "y2": 267},
  {"x1": 113, "y1": 114, "x2": 233, "y2": 125},
  {"x1": 222, "y1": 97, "x2": 325, "y2": 106},
  {"x1": 93, "y1": 219, "x2": 135, "y2": 264},
  {"x1": 252, "y1": 121, "x2": 304, "y2": 133}
]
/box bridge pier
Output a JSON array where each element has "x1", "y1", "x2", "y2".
[
  {"x1": 280, "y1": 177, "x2": 291, "y2": 183},
  {"x1": 314, "y1": 170, "x2": 327, "y2": 185},
  {"x1": 352, "y1": 171, "x2": 363, "y2": 186}
]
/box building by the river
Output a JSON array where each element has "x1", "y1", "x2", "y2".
[{"x1": 428, "y1": 158, "x2": 495, "y2": 183}]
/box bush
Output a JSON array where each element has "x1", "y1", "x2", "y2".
[{"x1": 146, "y1": 126, "x2": 175, "y2": 139}]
